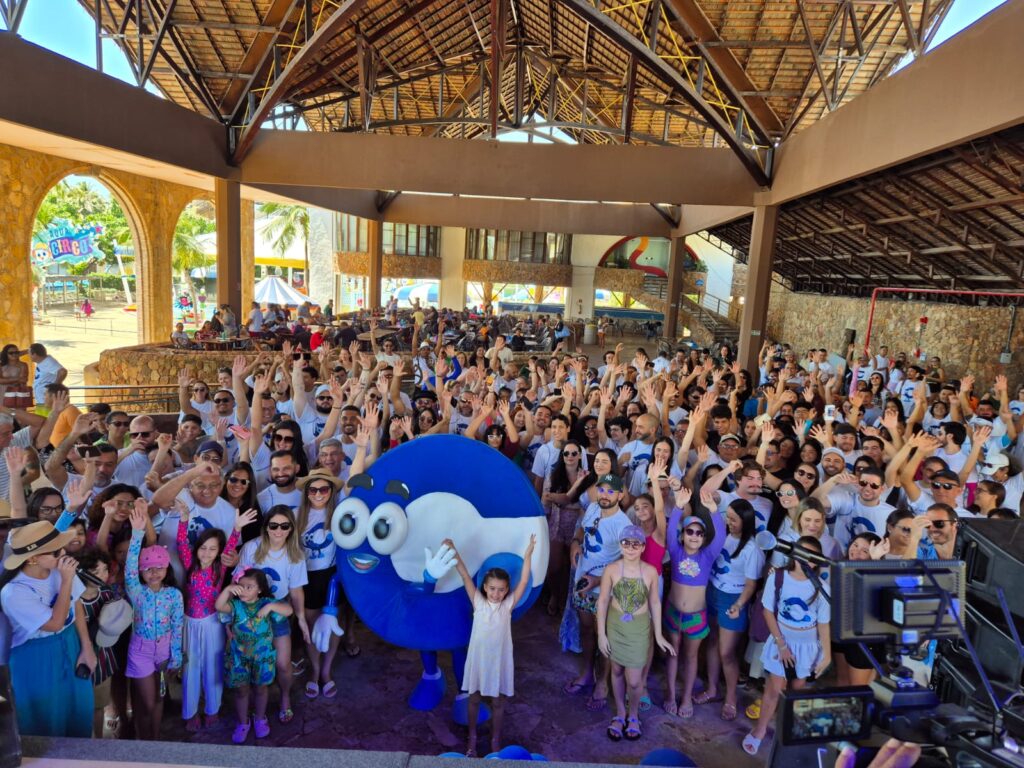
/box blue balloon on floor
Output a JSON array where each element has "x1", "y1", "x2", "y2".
[
  {"x1": 438, "y1": 752, "x2": 466, "y2": 759},
  {"x1": 484, "y1": 745, "x2": 543, "y2": 760},
  {"x1": 640, "y1": 748, "x2": 698, "y2": 766}
]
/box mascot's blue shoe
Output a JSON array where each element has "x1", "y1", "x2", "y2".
[
  {"x1": 409, "y1": 669, "x2": 446, "y2": 711},
  {"x1": 452, "y1": 692, "x2": 490, "y2": 726}
]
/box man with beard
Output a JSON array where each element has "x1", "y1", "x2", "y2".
[
  {"x1": 815, "y1": 465, "x2": 895, "y2": 549},
  {"x1": 618, "y1": 413, "x2": 658, "y2": 494},
  {"x1": 448, "y1": 391, "x2": 476, "y2": 437},
  {"x1": 257, "y1": 450, "x2": 302, "y2": 510},
  {"x1": 152, "y1": 460, "x2": 239, "y2": 584},
  {"x1": 704, "y1": 459, "x2": 774, "y2": 532},
  {"x1": 294, "y1": 383, "x2": 334, "y2": 445},
  {"x1": 113, "y1": 415, "x2": 160, "y2": 489},
  {"x1": 519, "y1": 402, "x2": 553, "y2": 466},
  {"x1": 45, "y1": 412, "x2": 120, "y2": 510}
]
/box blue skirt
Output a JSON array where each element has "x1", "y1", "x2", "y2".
[{"x1": 10, "y1": 627, "x2": 93, "y2": 737}]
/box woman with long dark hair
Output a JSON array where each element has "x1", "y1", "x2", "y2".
[
  {"x1": 219, "y1": 462, "x2": 262, "y2": 542},
  {"x1": 701, "y1": 498, "x2": 764, "y2": 722},
  {"x1": 542, "y1": 439, "x2": 588, "y2": 614}
]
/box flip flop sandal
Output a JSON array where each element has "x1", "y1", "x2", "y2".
[
  {"x1": 624, "y1": 717, "x2": 642, "y2": 740},
  {"x1": 322, "y1": 681, "x2": 338, "y2": 699},
  {"x1": 253, "y1": 718, "x2": 271, "y2": 739},
  {"x1": 606, "y1": 717, "x2": 625, "y2": 741},
  {"x1": 742, "y1": 733, "x2": 763, "y2": 755},
  {"x1": 639, "y1": 695, "x2": 653, "y2": 712},
  {"x1": 278, "y1": 708, "x2": 294, "y2": 724},
  {"x1": 586, "y1": 696, "x2": 608, "y2": 712},
  {"x1": 721, "y1": 702, "x2": 738, "y2": 721},
  {"x1": 746, "y1": 699, "x2": 762, "y2": 720},
  {"x1": 694, "y1": 691, "x2": 723, "y2": 705},
  {"x1": 562, "y1": 680, "x2": 590, "y2": 696},
  {"x1": 305, "y1": 682, "x2": 320, "y2": 699},
  {"x1": 663, "y1": 700, "x2": 679, "y2": 717},
  {"x1": 344, "y1": 642, "x2": 361, "y2": 658},
  {"x1": 678, "y1": 703, "x2": 694, "y2": 718}
]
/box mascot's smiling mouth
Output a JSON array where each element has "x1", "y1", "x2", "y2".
[{"x1": 348, "y1": 554, "x2": 380, "y2": 573}]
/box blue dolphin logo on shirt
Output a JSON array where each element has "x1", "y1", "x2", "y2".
[
  {"x1": 846, "y1": 515, "x2": 878, "y2": 541},
  {"x1": 303, "y1": 522, "x2": 333, "y2": 561},
  {"x1": 780, "y1": 597, "x2": 814, "y2": 625},
  {"x1": 712, "y1": 548, "x2": 732, "y2": 579},
  {"x1": 260, "y1": 566, "x2": 283, "y2": 592},
  {"x1": 186, "y1": 514, "x2": 215, "y2": 545}
]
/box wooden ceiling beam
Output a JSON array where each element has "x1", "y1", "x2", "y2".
[{"x1": 661, "y1": 0, "x2": 782, "y2": 136}]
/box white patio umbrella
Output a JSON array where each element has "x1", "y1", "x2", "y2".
[{"x1": 254, "y1": 275, "x2": 307, "y2": 306}]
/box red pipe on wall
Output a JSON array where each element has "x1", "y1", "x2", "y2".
[{"x1": 864, "y1": 287, "x2": 1024, "y2": 353}]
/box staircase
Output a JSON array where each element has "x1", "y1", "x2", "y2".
[{"x1": 637, "y1": 275, "x2": 740, "y2": 347}]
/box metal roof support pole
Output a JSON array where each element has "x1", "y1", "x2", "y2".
[{"x1": 738, "y1": 204, "x2": 779, "y2": 373}]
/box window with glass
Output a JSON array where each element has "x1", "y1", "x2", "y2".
[
  {"x1": 336, "y1": 214, "x2": 439, "y2": 257},
  {"x1": 465, "y1": 229, "x2": 571, "y2": 264}
]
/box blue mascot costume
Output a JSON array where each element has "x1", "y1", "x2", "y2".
[{"x1": 312, "y1": 435, "x2": 549, "y2": 717}]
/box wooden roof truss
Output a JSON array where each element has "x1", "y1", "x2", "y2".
[{"x1": 709, "y1": 127, "x2": 1024, "y2": 302}]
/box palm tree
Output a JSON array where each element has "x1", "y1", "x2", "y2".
[
  {"x1": 258, "y1": 202, "x2": 310, "y2": 293},
  {"x1": 172, "y1": 218, "x2": 214, "y2": 326}
]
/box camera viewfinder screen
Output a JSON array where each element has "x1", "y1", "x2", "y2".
[{"x1": 791, "y1": 697, "x2": 865, "y2": 741}]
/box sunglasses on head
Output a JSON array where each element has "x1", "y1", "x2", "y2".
[
  {"x1": 267, "y1": 521, "x2": 292, "y2": 531},
  {"x1": 859, "y1": 480, "x2": 882, "y2": 489},
  {"x1": 931, "y1": 481, "x2": 958, "y2": 491}
]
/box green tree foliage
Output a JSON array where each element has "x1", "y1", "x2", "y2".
[{"x1": 172, "y1": 200, "x2": 216, "y2": 320}]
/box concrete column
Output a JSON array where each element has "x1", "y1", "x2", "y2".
[
  {"x1": 568, "y1": 265, "x2": 595, "y2": 320},
  {"x1": 439, "y1": 226, "x2": 466, "y2": 309},
  {"x1": 738, "y1": 205, "x2": 779, "y2": 373},
  {"x1": 665, "y1": 235, "x2": 687, "y2": 340},
  {"x1": 367, "y1": 219, "x2": 383, "y2": 310},
  {"x1": 307, "y1": 208, "x2": 336, "y2": 306},
  {"x1": 241, "y1": 199, "x2": 255, "y2": 311},
  {"x1": 215, "y1": 178, "x2": 242, "y2": 314}
]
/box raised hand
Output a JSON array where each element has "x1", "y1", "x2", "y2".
[
  {"x1": 4, "y1": 446, "x2": 27, "y2": 479},
  {"x1": 128, "y1": 504, "x2": 148, "y2": 531},
  {"x1": 673, "y1": 485, "x2": 693, "y2": 510},
  {"x1": 232, "y1": 355, "x2": 247, "y2": 378},
  {"x1": 66, "y1": 476, "x2": 91, "y2": 511},
  {"x1": 424, "y1": 543, "x2": 458, "y2": 581},
  {"x1": 177, "y1": 368, "x2": 193, "y2": 389},
  {"x1": 157, "y1": 432, "x2": 173, "y2": 451},
  {"x1": 699, "y1": 487, "x2": 717, "y2": 513},
  {"x1": 234, "y1": 508, "x2": 258, "y2": 531},
  {"x1": 995, "y1": 374, "x2": 1008, "y2": 395}
]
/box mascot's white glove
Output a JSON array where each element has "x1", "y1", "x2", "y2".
[
  {"x1": 424, "y1": 544, "x2": 458, "y2": 583},
  {"x1": 312, "y1": 613, "x2": 345, "y2": 654}
]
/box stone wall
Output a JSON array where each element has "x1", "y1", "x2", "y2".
[
  {"x1": 0, "y1": 142, "x2": 203, "y2": 348},
  {"x1": 766, "y1": 285, "x2": 1024, "y2": 386},
  {"x1": 593, "y1": 266, "x2": 645, "y2": 294},
  {"x1": 462, "y1": 260, "x2": 573, "y2": 288},
  {"x1": 336, "y1": 251, "x2": 442, "y2": 279},
  {"x1": 97, "y1": 343, "x2": 260, "y2": 387}
]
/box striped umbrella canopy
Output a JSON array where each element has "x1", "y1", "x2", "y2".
[{"x1": 254, "y1": 276, "x2": 307, "y2": 306}]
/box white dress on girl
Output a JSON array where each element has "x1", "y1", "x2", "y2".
[
  {"x1": 761, "y1": 569, "x2": 830, "y2": 680},
  {"x1": 461, "y1": 593, "x2": 515, "y2": 698}
]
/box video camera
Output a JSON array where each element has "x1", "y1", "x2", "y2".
[{"x1": 763, "y1": 532, "x2": 1024, "y2": 768}]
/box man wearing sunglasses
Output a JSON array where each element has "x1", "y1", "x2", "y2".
[
  {"x1": 980, "y1": 452, "x2": 1024, "y2": 513},
  {"x1": 914, "y1": 503, "x2": 960, "y2": 561},
  {"x1": 814, "y1": 466, "x2": 895, "y2": 550},
  {"x1": 113, "y1": 415, "x2": 160, "y2": 489}
]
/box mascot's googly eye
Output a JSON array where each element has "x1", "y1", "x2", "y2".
[
  {"x1": 332, "y1": 497, "x2": 370, "y2": 549},
  {"x1": 367, "y1": 502, "x2": 409, "y2": 555}
]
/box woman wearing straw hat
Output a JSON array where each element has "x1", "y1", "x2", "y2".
[
  {"x1": 295, "y1": 467, "x2": 347, "y2": 699},
  {"x1": 0, "y1": 520, "x2": 96, "y2": 736}
]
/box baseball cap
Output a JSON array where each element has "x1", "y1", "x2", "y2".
[
  {"x1": 96, "y1": 599, "x2": 133, "y2": 648},
  {"x1": 139, "y1": 545, "x2": 171, "y2": 571},
  {"x1": 596, "y1": 473, "x2": 623, "y2": 491},
  {"x1": 315, "y1": 384, "x2": 332, "y2": 397},
  {"x1": 822, "y1": 447, "x2": 844, "y2": 460},
  {"x1": 931, "y1": 469, "x2": 961, "y2": 485},
  {"x1": 719, "y1": 433, "x2": 741, "y2": 444},
  {"x1": 681, "y1": 515, "x2": 706, "y2": 530},
  {"x1": 196, "y1": 440, "x2": 224, "y2": 457},
  {"x1": 619, "y1": 524, "x2": 646, "y2": 544},
  {"x1": 982, "y1": 453, "x2": 1010, "y2": 474},
  {"x1": 420, "y1": 341, "x2": 431, "y2": 348}
]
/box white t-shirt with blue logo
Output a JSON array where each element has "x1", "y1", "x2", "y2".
[
  {"x1": 157, "y1": 491, "x2": 238, "y2": 584},
  {"x1": 236, "y1": 539, "x2": 308, "y2": 600},
  {"x1": 762, "y1": 570, "x2": 830, "y2": 631},
  {"x1": 301, "y1": 507, "x2": 336, "y2": 572},
  {"x1": 828, "y1": 493, "x2": 894, "y2": 550},
  {"x1": 710, "y1": 535, "x2": 765, "y2": 594},
  {"x1": 718, "y1": 491, "x2": 773, "y2": 533}
]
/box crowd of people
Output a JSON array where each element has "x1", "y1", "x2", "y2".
[{"x1": 0, "y1": 301, "x2": 1018, "y2": 760}]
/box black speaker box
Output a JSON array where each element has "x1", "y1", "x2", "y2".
[
  {"x1": 931, "y1": 651, "x2": 1015, "y2": 717},
  {"x1": 946, "y1": 601, "x2": 1024, "y2": 689},
  {"x1": 956, "y1": 519, "x2": 1024, "y2": 617}
]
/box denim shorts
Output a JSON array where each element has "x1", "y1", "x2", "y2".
[{"x1": 707, "y1": 584, "x2": 749, "y2": 633}]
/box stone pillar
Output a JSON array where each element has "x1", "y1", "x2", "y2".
[
  {"x1": 439, "y1": 226, "x2": 466, "y2": 310},
  {"x1": 215, "y1": 178, "x2": 242, "y2": 315},
  {"x1": 568, "y1": 265, "x2": 595, "y2": 320},
  {"x1": 665, "y1": 235, "x2": 686, "y2": 340},
  {"x1": 241, "y1": 199, "x2": 255, "y2": 312},
  {"x1": 482, "y1": 282, "x2": 494, "y2": 309},
  {"x1": 367, "y1": 219, "x2": 383, "y2": 310},
  {"x1": 0, "y1": 146, "x2": 43, "y2": 350},
  {"x1": 307, "y1": 208, "x2": 336, "y2": 307},
  {"x1": 738, "y1": 205, "x2": 779, "y2": 373}
]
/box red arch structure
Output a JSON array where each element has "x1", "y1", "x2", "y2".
[{"x1": 597, "y1": 236, "x2": 700, "y2": 278}]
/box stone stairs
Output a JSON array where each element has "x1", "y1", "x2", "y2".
[{"x1": 637, "y1": 275, "x2": 741, "y2": 347}]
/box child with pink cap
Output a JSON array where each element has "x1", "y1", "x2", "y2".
[{"x1": 126, "y1": 504, "x2": 184, "y2": 740}]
